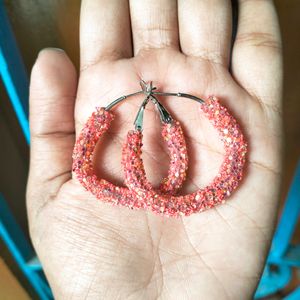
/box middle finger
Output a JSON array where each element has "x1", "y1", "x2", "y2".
[{"x1": 129, "y1": 0, "x2": 179, "y2": 55}]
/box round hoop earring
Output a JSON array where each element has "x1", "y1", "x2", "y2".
[
  {"x1": 122, "y1": 96, "x2": 248, "y2": 217},
  {"x1": 72, "y1": 82, "x2": 189, "y2": 208}
]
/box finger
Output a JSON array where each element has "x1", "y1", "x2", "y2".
[
  {"x1": 129, "y1": 0, "x2": 179, "y2": 55},
  {"x1": 178, "y1": 0, "x2": 232, "y2": 67},
  {"x1": 231, "y1": 0, "x2": 282, "y2": 107},
  {"x1": 27, "y1": 49, "x2": 77, "y2": 216},
  {"x1": 80, "y1": 0, "x2": 132, "y2": 70}
]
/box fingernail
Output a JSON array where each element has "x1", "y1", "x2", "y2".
[{"x1": 38, "y1": 47, "x2": 65, "y2": 58}]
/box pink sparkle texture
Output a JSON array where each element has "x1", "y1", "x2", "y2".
[
  {"x1": 72, "y1": 108, "x2": 189, "y2": 209},
  {"x1": 121, "y1": 121, "x2": 188, "y2": 196},
  {"x1": 122, "y1": 96, "x2": 248, "y2": 217}
]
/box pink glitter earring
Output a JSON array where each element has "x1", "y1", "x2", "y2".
[
  {"x1": 122, "y1": 90, "x2": 189, "y2": 195},
  {"x1": 72, "y1": 81, "x2": 189, "y2": 209},
  {"x1": 122, "y1": 94, "x2": 248, "y2": 217}
]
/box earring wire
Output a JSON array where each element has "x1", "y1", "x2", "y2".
[{"x1": 105, "y1": 80, "x2": 205, "y2": 111}]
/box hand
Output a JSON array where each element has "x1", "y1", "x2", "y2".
[{"x1": 27, "y1": 1, "x2": 282, "y2": 299}]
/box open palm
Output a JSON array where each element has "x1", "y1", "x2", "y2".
[{"x1": 27, "y1": 1, "x2": 282, "y2": 299}]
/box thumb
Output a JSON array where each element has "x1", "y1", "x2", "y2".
[{"x1": 27, "y1": 48, "x2": 77, "y2": 219}]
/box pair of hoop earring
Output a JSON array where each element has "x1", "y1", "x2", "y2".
[{"x1": 72, "y1": 81, "x2": 247, "y2": 217}]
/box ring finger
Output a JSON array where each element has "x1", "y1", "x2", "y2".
[{"x1": 178, "y1": 0, "x2": 232, "y2": 68}]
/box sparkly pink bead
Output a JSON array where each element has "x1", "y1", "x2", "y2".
[
  {"x1": 121, "y1": 121, "x2": 188, "y2": 196},
  {"x1": 72, "y1": 108, "x2": 189, "y2": 210},
  {"x1": 72, "y1": 108, "x2": 138, "y2": 209},
  {"x1": 160, "y1": 121, "x2": 189, "y2": 194},
  {"x1": 122, "y1": 97, "x2": 248, "y2": 217}
]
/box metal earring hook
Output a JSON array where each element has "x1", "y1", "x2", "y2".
[
  {"x1": 134, "y1": 94, "x2": 173, "y2": 131},
  {"x1": 149, "y1": 95, "x2": 173, "y2": 124},
  {"x1": 134, "y1": 95, "x2": 151, "y2": 131},
  {"x1": 105, "y1": 90, "x2": 144, "y2": 111},
  {"x1": 105, "y1": 80, "x2": 205, "y2": 111},
  {"x1": 152, "y1": 91, "x2": 205, "y2": 104}
]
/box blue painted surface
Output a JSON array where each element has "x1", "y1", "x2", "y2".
[
  {"x1": 255, "y1": 161, "x2": 300, "y2": 298},
  {"x1": 284, "y1": 245, "x2": 300, "y2": 267},
  {"x1": 0, "y1": 2, "x2": 51, "y2": 298},
  {"x1": 269, "y1": 161, "x2": 300, "y2": 262},
  {"x1": 285, "y1": 286, "x2": 300, "y2": 300},
  {"x1": 27, "y1": 256, "x2": 43, "y2": 271},
  {"x1": 255, "y1": 264, "x2": 292, "y2": 299},
  {"x1": 0, "y1": 194, "x2": 53, "y2": 299},
  {"x1": 0, "y1": 0, "x2": 30, "y2": 143}
]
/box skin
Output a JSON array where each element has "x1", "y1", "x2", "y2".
[{"x1": 27, "y1": 0, "x2": 283, "y2": 299}]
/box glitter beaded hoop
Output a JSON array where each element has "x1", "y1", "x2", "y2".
[
  {"x1": 122, "y1": 121, "x2": 188, "y2": 195},
  {"x1": 72, "y1": 89, "x2": 189, "y2": 207},
  {"x1": 122, "y1": 93, "x2": 188, "y2": 195},
  {"x1": 122, "y1": 96, "x2": 247, "y2": 217}
]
